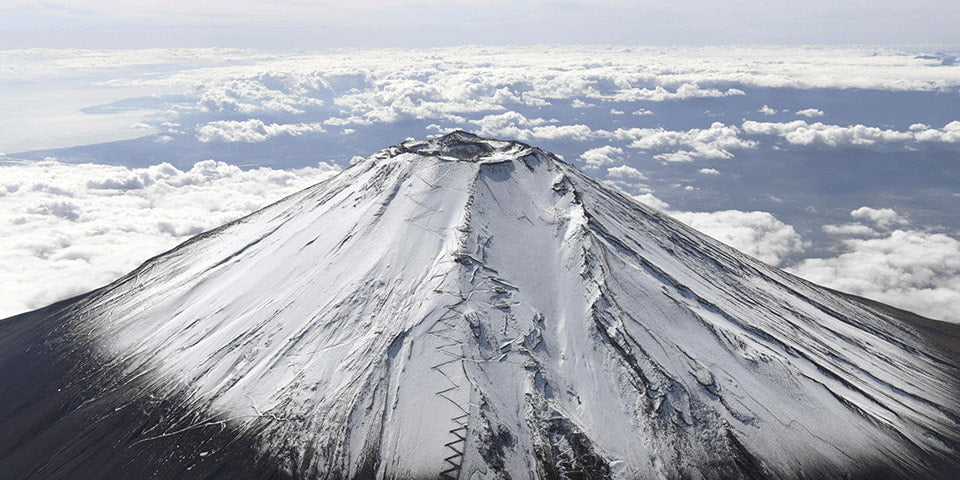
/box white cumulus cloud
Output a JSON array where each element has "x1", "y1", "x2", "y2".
[
  {"x1": 789, "y1": 229, "x2": 960, "y2": 323},
  {"x1": 758, "y1": 105, "x2": 778, "y2": 115},
  {"x1": 671, "y1": 210, "x2": 807, "y2": 267},
  {"x1": 913, "y1": 120, "x2": 960, "y2": 143},
  {"x1": 796, "y1": 108, "x2": 824, "y2": 118},
  {"x1": 822, "y1": 223, "x2": 881, "y2": 237},
  {"x1": 631, "y1": 193, "x2": 670, "y2": 211},
  {"x1": 742, "y1": 120, "x2": 960, "y2": 146},
  {"x1": 0, "y1": 158, "x2": 340, "y2": 318},
  {"x1": 196, "y1": 119, "x2": 326, "y2": 143},
  {"x1": 608, "y1": 83, "x2": 745, "y2": 102},
  {"x1": 198, "y1": 78, "x2": 324, "y2": 115},
  {"x1": 579, "y1": 146, "x2": 625, "y2": 169},
  {"x1": 606, "y1": 165, "x2": 647, "y2": 180},
  {"x1": 471, "y1": 111, "x2": 550, "y2": 140},
  {"x1": 850, "y1": 206, "x2": 909, "y2": 229},
  {"x1": 619, "y1": 122, "x2": 757, "y2": 162}
]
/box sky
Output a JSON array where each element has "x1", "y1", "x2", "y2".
[
  {"x1": 2, "y1": 0, "x2": 959, "y2": 48},
  {"x1": 1, "y1": 3, "x2": 959, "y2": 324}
]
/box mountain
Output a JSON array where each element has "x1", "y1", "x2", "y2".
[{"x1": 1, "y1": 132, "x2": 958, "y2": 480}]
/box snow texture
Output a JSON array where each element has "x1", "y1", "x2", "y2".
[{"x1": 1, "y1": 132, "x2": 958, "y2": 479}]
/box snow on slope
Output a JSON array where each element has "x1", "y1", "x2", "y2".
[{"x1": 1, "y1": 132, "x2": 958, "y2": 479}]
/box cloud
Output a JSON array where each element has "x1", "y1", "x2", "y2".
[
  {"x1": 742, "y1": 120, "x2": 960, "y2": 146},
  {"x1": 579, "y1": 145, "x2": 624, "y2": 169},
  {"x1": 789, "y1": 206, "x2": 960, "y2": 322},
  {"x1": 0, "y1": 158, "x2": 340, "y2": 318},
  {"x1": 822, "y1": 223, "x2": 880, "y2": 237},
  {"x1": 196, "y1": 119, "x2": 326, "y2": 143},
  {"x1": 850, "y1": 206, "x2": 909, "y2": 229},
  {"x1": 9, "y1": 45, "x2": 960, "y2": 140},
  {"x1": 663, "y1": 202, "x2": 960, "y2": 322},
  {"x1": 758, "y1": 105, "x2": 777, "y2": 115},
  {"x1": 524, "y1": 124, "x2": 596, "y2": 141},
  {"x1": 631, "y1": 193, "x2": 670, "y2": 211},
  {"x1": 671, "y1": 210, "x2": 807, "y2": 266},
  {"x1": 26, "y1": 200, "x2": 81, "y2": 221},
  {"x1": 607, "y1": 83, "x2": 745, "y2": 102},
  {"x1": 796, "y1": 108, "x2": 824, "y2": 118},
  {"x1": 789, "y1": 229, "x2": 960, "y2": 323},
  {"x1": 617, "y1": 188, "x2": 806, "y2": 268},
  {"x1": 79, "y1": 46, "x2": 960, "y2": 100},
  {"x1": 12, "y1": 45, "x2": 960, "y2": 153},
  {"x1": 471, "y1": 111, "x2": 550, "y2": 139},
  {"x1": 469, "y1": 118, "x2": 756, "y2": 160},
  {"x1": 606, "y1": 165, "x2": 647, "y2": 180},
  {"x1": 198, "y1": 78, "x2": 325, "y2": 115},
  {"x1": 913, "y1": 120, "x2": 960, "y2": 143},
  {"x1": 618, "y1": 122, "x2": 757, "y2": 162}
]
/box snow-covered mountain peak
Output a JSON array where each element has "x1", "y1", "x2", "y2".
[
  {"x1": 1, "y1": 134, "x2": 959, "y2": 480},
  {"x1": 378, "y1": 130, "x2": 544, "y2": 164}
]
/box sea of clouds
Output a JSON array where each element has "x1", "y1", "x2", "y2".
[
  {"x1": 0, "y1": 159, "x2": 339, "y2": 316},
  {"x1": 1, "y1": 45, "x2": 959, "y2": 322}
]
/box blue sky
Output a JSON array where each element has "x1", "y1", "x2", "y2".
[{"x1": 2, "y1": 0, "x2": 959, "y2": 48}]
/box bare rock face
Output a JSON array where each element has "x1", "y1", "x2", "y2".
[{"x1": 2, "y1": 132, "x2": 958, "y2": 480}]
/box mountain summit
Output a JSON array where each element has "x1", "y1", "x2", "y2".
[{"x1": 2, "y1": 132, "x2": 958, "y2": 479}]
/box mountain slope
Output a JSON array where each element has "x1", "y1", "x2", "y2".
[{"x1": 1, "y1": 132, "x2": 958, "y2": 479}]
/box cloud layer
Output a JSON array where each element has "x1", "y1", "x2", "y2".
[
  {"x1": 670, "y1": 210, "x2": 807, "y2": 267},
  {"x1": 196, "y1": 119, "x2": 326, "y2": 143},
  {"x1": 1, "y1": 46, "x2": 959, "y2": 324},
  {"x1": 4, "y1": 45, "x2": 960, "y2": 154},
  {"x1": 625, "y1": 192, "x2": 960, "y2": 322},
  {"x1": 742, "y1": 120, "x2": 960, "y2": 146},
  {"x1": 786, "y1": 207, "x2": 960, "y2": 322},
  {"x1": 0, "y1": 158, "x2": 339, "y2": 318},
  {"x1": 790, "y1": 229, "x2": 960, "y2": 323}
]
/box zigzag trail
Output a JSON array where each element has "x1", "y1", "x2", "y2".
[{"x1": 422, "y1": 163, "x2": 479, "y2": 480}]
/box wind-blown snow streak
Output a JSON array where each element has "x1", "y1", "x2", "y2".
[{"x1": 1, "y1": 132, "x2": 958, "y2": 479}]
